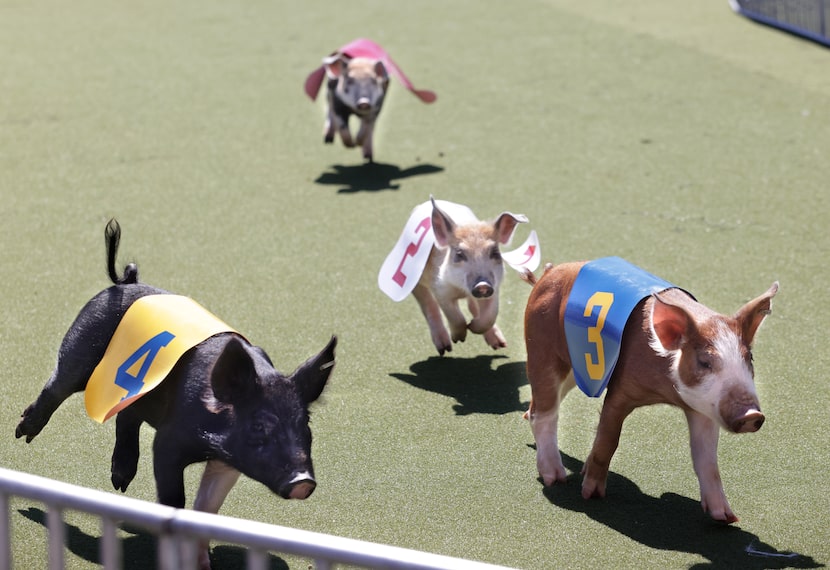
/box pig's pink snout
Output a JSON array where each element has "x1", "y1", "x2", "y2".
[
  {"x1": 280, "y1": 471, "x2": 316, "y2": 500},
  {"x1": 356, "y1": 98, "x2": 372, "y2": 112},
  {"x1": 732, "y1": 410, "x2": 765, "y2": 433},
  {"x1": 472, "y1": 281, "x2": 494, "y2": 298}
]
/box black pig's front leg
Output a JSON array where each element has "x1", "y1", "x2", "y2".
[
  {"x1": 111, "y1": 409, "x2": 143, "y2": 492},
  {"x1": 153, "y1": 434, "x2": 191, "y2": 508}
]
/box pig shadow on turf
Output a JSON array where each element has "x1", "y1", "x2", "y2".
[
  {"x1": 314, "y1": 161, "x2": 443, "y2": 193},
  {"x1": 539, "y1": 454, "x2": 824, "y2": 570},
  {"x1": 18, "y1": 507, "x2": 289, "y2": 570},
  {"x1": 389, "y1": 354, "x2": 528, "y2": 415}
]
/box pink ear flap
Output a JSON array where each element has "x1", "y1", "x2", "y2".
[
  {"x1": 651, "y1": 294, "x2": 691, "y2": 351},
  {"x1": 304, "y1": 66, "x2": 327, "y2": 101},
  {"x1": 337, "y1": 38, "x2": 437, "y2": 103},
  {"x1": 430, "y1": 197, "x2": 455, "y2": 248},
  {"x1": 493, "y1": 212, "x2": 528, "y2": 245}
]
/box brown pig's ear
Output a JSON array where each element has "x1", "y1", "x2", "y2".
[
  {"x1": 735, "y1": 282, "x2": 779, "y2": 346},
  {"x1": 651, "y1": 294, "x2": 693, "y2": 352},
  {"x1": 430, "y1": 197, "x2": 456, "y2": 248},
  {"x1": 493, "y1": 212, "x2": 528, "y2": 245}
]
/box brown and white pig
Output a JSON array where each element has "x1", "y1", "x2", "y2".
[
  {"x1": 323, "y1": 55, "x2": 389, "y2": 161},
  {"x1": 16, "y1": 220, "x2": 336, "y2": 568},
  {"x1": 414, "y1": 198, "x2": 528, "y2": 355},
  {"x1": 522, "y1": 258, "x2": 778, "y2": 523}
]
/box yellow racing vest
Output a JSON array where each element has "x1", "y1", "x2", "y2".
[{"x1": 85, "y1": 294, "x2": 237, "y2": 423}]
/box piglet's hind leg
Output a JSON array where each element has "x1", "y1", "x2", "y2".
[
  {"x1": 16, "y1": 364, "x2": 90, "y2": 442},
  {"x1": 581, "y1": 392, "x2": 633, "y2": 499},
  {"x1": 526, "y1": 366, "x2": 574, "y2": 485}
]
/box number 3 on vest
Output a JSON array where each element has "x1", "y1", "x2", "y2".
[{"x1": 583, "y1": 292, "x2": 614, "y2": 381}]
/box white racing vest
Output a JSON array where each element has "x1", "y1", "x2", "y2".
[{"x1": 378, "y1": 199, "x2": 541, "y2": 301}]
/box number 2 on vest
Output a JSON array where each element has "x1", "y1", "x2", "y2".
[
  {"x1": 583, "y1": 292, "x2": 614, "y2": 380},
  {"x1": 391, "y1": 216, "x2": 431, "y2": 287}
]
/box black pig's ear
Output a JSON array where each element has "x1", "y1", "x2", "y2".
[
  {"x1": 210, "y1": 337, "x2": 258, "y2": 404},
  {"x1": 291, "y1": 336, "x2": 337, "y2": 404}
]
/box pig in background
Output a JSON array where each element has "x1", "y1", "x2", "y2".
[
  {"x1": 522, "y1": 259, "x2": 778, "y2": 523},
  {"x1": 379, "y1": 197, "x2": 540, "y2": 355},
  {"x1": 323, "y1": 55, "x2": 389, "y2": 161},
  {"x1": 304, "y1": 38, "x2": 436, "y2": 162},
  {"x1": 15, "y1": 220, "x2": 336, "y2": 569}
]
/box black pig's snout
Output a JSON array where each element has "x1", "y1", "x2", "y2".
[{"x1": 280, "y1": 471, "x2": 316, "y2": 500}]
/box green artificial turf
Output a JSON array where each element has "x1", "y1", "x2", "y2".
[{"x1": 1, "y1": 0, "x2": 828, "y2": 568}]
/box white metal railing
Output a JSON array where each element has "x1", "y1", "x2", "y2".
[{"x1": 0, "y1": 467, "x2": 516, "y2": 570}]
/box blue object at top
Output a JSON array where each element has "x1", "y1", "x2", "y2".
[{"x1": 563, "y1": 257, "x2": 676, "y2": 398}]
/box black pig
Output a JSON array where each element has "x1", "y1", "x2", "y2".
[{"x1": 16, "y1": 220, "x2": 336, "y2": 559}]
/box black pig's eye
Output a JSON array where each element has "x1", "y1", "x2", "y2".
[
  {"x1": 453, "y1": 249, "x2": 467, "y2": 263},
  {"x1": 248, "y1": 421, "x2": 267, "y2": 447},
  {"x1": 248, "y1": 414, "x2": 278, "y2": 447}
]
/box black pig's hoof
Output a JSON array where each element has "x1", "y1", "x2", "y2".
[
  {"x1": 111, "y1": 468, "x2": 135, "y2": 493},
  {"x1": 15, "y1": 406, "x2": 43, "y2": 443},
  {"x1": 111, "y1": 453, "x2": 139, "y2": 493}
]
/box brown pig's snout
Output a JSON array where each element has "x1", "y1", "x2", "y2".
[
  {"x1": 472, "y1": 280, "x2": 494, "y2": 298},
  {"x1": 731, "y1": 410, "x2": 765, "y2": 433}
]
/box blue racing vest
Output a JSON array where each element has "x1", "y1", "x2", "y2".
[{"x1": 563, "y1": 257, "x2": 679, "y2": 397}]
